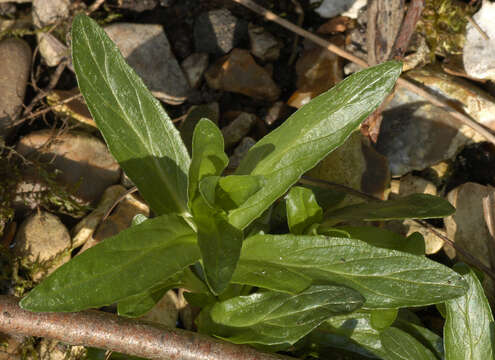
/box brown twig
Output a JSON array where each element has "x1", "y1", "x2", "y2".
[
  {"x1": 9, "y1": 93, "x2": 83, "y2": 128},
  {"x1": 102, "y1": 186, "x2": 138, "y2": 222},
  {"x1": 391, "y1": 0, "x2": 425, "y2": 59},
  {"x1": 230, "y1": 0, "x2": 495, "y2": 146},
  {"x1": 86, "y1": 0, "x2": 106, "y2": 14},
  {"x1": 300, "y1": 175, "x2": 495, "y2": 282},
  {"x1": 0, "y1": 296, "x2": 292, "y2": 360},
  {"x1": 466, "y1": 14, "x2": 489, "y2": 40}
]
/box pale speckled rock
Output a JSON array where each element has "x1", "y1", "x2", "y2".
[
  {"x1": 16, "y1": 130, "x2": 120, "y2": 205},
  {"x1": 463, "y1": 1, "x2": 495, "y2": 81},
  {"x1": 37, "y1": 32, "x2": 68, "y2": 67},
  {"x1": 13, "y1": 212, "x2": 71, "y2": 281},
  {"x1": 0, "y1": 38, "x2": 31, "y2": 139},
  {"x1": 205, "y1": 49, "x2": 280, "y2": 101},
  {"x1": 79, "y1": 191, "x2": 150, "y2": 253},
  {"x1": 139, "y1": 290, "x2": 179, "y2": 328},
  {"x1": 221, "y1": 112, "x2": 257, "y2": 149},
  {"x1": 104, "y1": 23, "x2": 190, "y2": 105},
  {"x1": 264, "y1": 101, "x2": 288, "y2": 126},
  {"x1": 32, "y1": 0, "x2": 69, "y2": 27},
  {"x1": 181, "y1": 53, "x2": 209, "y2": 88},
  {"x1": 445, "y1": 182, "x2": 495, "y2": 302},
  {"x1": 248, "y1": 23, "x2": 281, "y2": 62}
]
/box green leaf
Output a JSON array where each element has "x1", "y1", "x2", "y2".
[
  {"x1": 194, "y1": 198, "x2": 243, "y2": 295},
  {"x1": 370, "y1": 309, "x2": 398, "y2": 331},
  {"x1": 216, "y1": 175, "x2": 265, "y2": 211},
  {"x1": 333, "y1": 226, "x2": 425, "y2": 256},
  {"x1": 20, "y1": 215, "x2": 199, "y2": 312},
  {"x1": 188, "y1": 119, "x2": 240, "y2": 295},
  {"x1": 229, "y1": 61, "x2": 402, "y2": 229},
  {"x1": 444, "y1": 263, "x2": 495, "y2": 360},
  {"x1": 72, "y1": 14, "x2": 190, "y2": 216},
  {"x1": 286, "y1": 186, "x2": 323, "y2": 235},
  {"x1": 381, "y1": 327, "x2": 437, "y2": 360},
  {"x1": 206, "y1": 285, "x2": 364, "y2": 346},
  {"x1": 322, "y1": 194, "x2": 455, "y2": 226},
  {"x1": 233, "y1": 234, "x2": 468, "y2": 308},
  {"x1": 117, "y1": 272, "x2": 183, "y2": 318},
  {"x1": 394, "y1": 315, "x2": 444, "y2": 360},
  {"x1": 180, "y1": 105, "x2": 219, "y2": 154},
  {"x1": 188, "y1": 118, "x2": 228, "y2": 205},
  {"x1": 317, "y1": 311, "x2": 388, "y2": 359}
]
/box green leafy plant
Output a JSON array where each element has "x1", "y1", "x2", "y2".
[{"x1": 19, "y1": 14, "x2": 494, "y2": 359}]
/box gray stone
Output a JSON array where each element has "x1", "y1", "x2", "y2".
[
  {"x1": 229, "y1": 137, "x2": 256, "y2": 169},
  {"x1": 16, "y1": 130, "x2": 121, "y2": 205},
  {"x1": 32, "y1": 0, "x2": 70, "y2": 28},
  {"x1": 119, "y1": 0, "x2": 158, "y2": 12},
  {"x1": 194, "y1": 9, "x2": 247, "y2": 55},
  {"x1": 248, "y1": 23, "x2": 281, "y2": 62},
  {"x1": 376, "y1": 66, "x2": 495, "y2": 176},
  {"x1": 37, "y1": 32, "x2": 68, "y2": 67},
  {"x1": 463, "y1": 0, "x2": 495, "y2": 81},
  {"x1": 13, "y1": 211, "x2": 71, "y2": 281},
  {"x1": 105, "y1": 23, "x2": 190, "y2": 105},
  {"x1": 310, "y1": 0, "x2": 359, "y2": 18},
  {"x1": 221, "y1": 112, "x2": 257, "y2": 149},
  {"x1": 181, "y1": 52, "x2": 209, "y2": 88},
  {"x1": 0, "y1": 38, "x2": 31, "y2": 140}
]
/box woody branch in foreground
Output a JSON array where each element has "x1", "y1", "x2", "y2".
[{"x1": 0, "y1": 296, "x2": 291, "y2": 360}]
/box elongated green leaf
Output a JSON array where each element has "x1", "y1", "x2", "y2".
[
  {"x1": 194, "y1": 197, "x2": 243, "y2": 295},
  {"x1": 444, "y1": 263, "x2": 495, "y2": 360},
  {"x1": 188, "y1": 118, "x2": 228, "y2": 205},
  {"x1": 72, "y1": 14, "x2": 190, "y2": 216},
  {"x1": 394, "y1": 316, "x2": 444, "y2": 360},
  {"x1": 286, "y1": 186, "x2": 323, "y2": 235},
  {"x1": 233, "y1": 234, "x2": 468, "y2": 308},
  {"x1": 322, "y1": 194, "x2": 455, "y2": 226},
  {"x1": 20, "y1": 214, "x2": 199, "y2": 312},
  {"x1": 381, "y1": 327, "x2": 437, "y2": 360},
  {"x1": 229, "y1": 61, "x2": 402, "y2": 229},
  {"x1": 205, "y1": 285, "x2": 363, "y2": 346},
  {"x1": 333, "y1": 226, "x2": 424, "y2": 256},
  {"x1": 370, "y1": 309, "x2": 398, "y2": 331},
  {"x1": 317, "y1": 311, "x2": 388, "y2": 359},
  {"x1": 216, "y1": 175, "x2": 265, "y2": 211},
  {"x1": 117, "y1": 272, "x2": 183, "y2": 318}
]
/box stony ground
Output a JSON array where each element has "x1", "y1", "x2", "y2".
[{"x1": 1, "y1": 0, "x2": 495, "y2": 358}]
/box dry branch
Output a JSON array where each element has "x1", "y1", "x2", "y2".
[{"x1": 0, "y1": 296, "x2": 292, "y2": 360}]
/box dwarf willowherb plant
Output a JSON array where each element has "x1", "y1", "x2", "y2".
[{"x1": 20, "y1": 13, "x2": 494, "y2": 359}]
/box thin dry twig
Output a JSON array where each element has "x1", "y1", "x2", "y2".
[
  {"x1": 0, "y1": 296, "x2": 292, "y2": 360},
  {"x1": 300, "y1": 175, "x2": 495, "y2": 282},
  {"x1": 87, "y1": 0, "x2": 106, "y2": 14},
  {"x1": 231, "y1": 0, "x2": 495, "y2": 145},
  {"x1": 10, "y1": 93, "x2": 83, "y2": 128},
  {"x1": 392, "y1": 0, "x2": 425, "y2": 59},
  {"x1": 466, "y1": 14, "x2": 489, "y2": 40}
]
